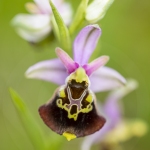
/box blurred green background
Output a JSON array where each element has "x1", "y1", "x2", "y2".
[{"x1": 0, "y1": 0, "x2": 150, "y2": 149}]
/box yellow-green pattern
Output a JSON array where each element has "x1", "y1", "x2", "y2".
[{"x1": 56, "y1": 67, "x2": 93, "y2": 121}]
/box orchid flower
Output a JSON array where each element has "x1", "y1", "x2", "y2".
[
  {"x1": 12, "y1": 0, "x2": 72, "y2": 42},
  {"x1": 26, "y1": 24, "x2": 126, "y2": 140},
  {"x1": 81, "y1": 79, "x2": 148, "y2": 150}
]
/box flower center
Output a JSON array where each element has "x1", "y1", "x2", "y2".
[{"x1": 56, "y1": 67, "x2": 93, "y2": 121}]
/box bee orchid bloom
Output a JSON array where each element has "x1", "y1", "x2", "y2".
[
  {"x1": 26, "y1": 25, "x2": 126, "y2": 140},
  {"x1": 12, "y1": 0, "x2": 72, "y2": 42}
]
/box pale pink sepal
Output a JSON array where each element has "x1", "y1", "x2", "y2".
[
  {"x1": 25, "y1": 59, "x2": 67, "y2": 85},
  {"x1": 73, "y1": 24, "x2": 101, "y2": 65},
  {"x1": 81, "y1": 79, "x2": 138, "y2": 150},
  {"x1": 104, "y1": 79, "x2": 138, "y2": 124},
  {"x1": 90, "y1": 66, "x2": 126, "y2": 92},
  {"x1": 83, "y1": 55, "x2": 109, "y2": 76},
  {"x1": 55, "y1": 47, "x2": 79, "y2": 74}
]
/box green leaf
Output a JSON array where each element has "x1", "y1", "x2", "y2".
[
  {"x1": 69, "y1": 0, "x2": 89, "y2": 35},
  {"x1": 9, "y1": 88, "x2": 46, "y2": 150},
  {"x1": 49, "y1": 0, "x2": 71, "y2": 51},
  {"x1": 51, "y1": 16, "x2": 60, "y2": 42},
  {"x1": 9, "y1": 88, "x2": 65, "y2": 150}
]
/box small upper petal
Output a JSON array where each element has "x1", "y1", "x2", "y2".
[
  {"x1": 55, "y1": 47, "x2": 79, "y2": 74},
  {"x1": 25, "y1": 59, "x2": 67, "y2": 85},
  {"x1": 90, "y1": 66, "x2": 126, "y2": 92},
  {"x1": 73, "y1": 24, "x2": 101, "y2": 65},
  {"x1": 83, "y1": 55, "x2": 109, "y2": 76}
]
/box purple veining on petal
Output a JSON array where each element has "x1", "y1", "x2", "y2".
[
  {"x1": 90, "y1": 66, "x2": 126, "y2": 92},
  {"x1": 55, "y1": 47, "x2": 79, "y2": 74},
  {"x1": 25, "y1": 58, "x2": 67, "y2": 85},
  {"x1": 73, "y1": 24, "x2": 101, "y2": 65},
  {"x1": 83, "y1": 55, "x2": 109, "y2": 76}
]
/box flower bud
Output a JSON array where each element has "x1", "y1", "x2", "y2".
[{"x1": 86, "y1": 0, "x2": 114, "y2": 23}]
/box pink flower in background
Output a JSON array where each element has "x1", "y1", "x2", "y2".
[
  {"x1": 12, "y1": 0, "x2": 72, "y2": 42},
  {"x1": 81, "y1": 79, "x2": 148, "y2": 150},
  {"x1": 25, "y1": 25, "x2": 126, "y2": 140}
]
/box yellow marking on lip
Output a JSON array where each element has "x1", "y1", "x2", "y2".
[
  {"x1": 69, "y1": 67, "x2": 89, "y2": 83},
  {"x1": 81, "y1": 104, "x2": 93, "y2": 113},
  {"x1": 56, "y1": 84, "x2": 93, "y2": 121},
  {"x1": 68, "y1": 113, "x2": 78, "y2": 121},
  {"x1": 56, "y1": 99, "x2": 62, "y2": 107},
  {"x1": 57, "y1": 98, "x2": 93, "y2": 121},
  {"x1": 57, "y1": 99, "x2": 79, "y2": 121},
  {"x1": 86, "y1": 94, "x2": 93, "y2": 103},
  {"x1": 63, "y1": 132, "x2": 76, "y2": 141},
  {"x1": 59, "y1": 89, "x2": 66, "y2": 98},
  {"x1": 68, "y1": 104, "x2": 78, "y2": 121}
]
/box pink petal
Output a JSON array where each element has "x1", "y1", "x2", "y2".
[
  {"x1": 83, "y1": 55, "x2": 109, "y2": 76},
  {"x1": 55, "y1": 47, "x2": 79, "y2": 74},
  {"x1": 25, "y1": 59, "x2": 67, "y2": 85},
  {"x1": 89, "y1": 66, "x2": 126, "y2": 92},
  {"x1": 73, "y1": 24, "x2": 101, "y2": 65}
]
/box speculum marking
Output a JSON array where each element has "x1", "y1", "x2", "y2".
[{"x1": 57, "y1": 83, "x2": 93, "y2": 121}]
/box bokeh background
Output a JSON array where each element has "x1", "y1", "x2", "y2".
[{"x1": 0, "y1": 0, "x2": 150, "y2": 149}]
